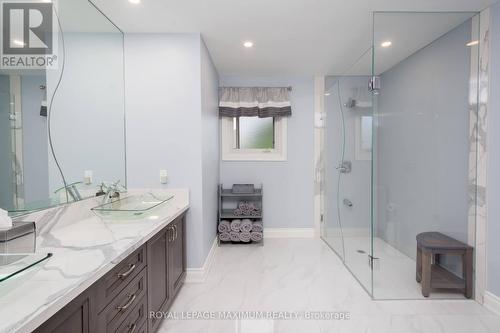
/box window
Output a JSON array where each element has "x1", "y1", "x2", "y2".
[
  {"x1": 221, "y1": 116, "x2": 287, "y2": 161},
  {"x1": 355, "y1": 116, "x2": 373, "y2": 160}
]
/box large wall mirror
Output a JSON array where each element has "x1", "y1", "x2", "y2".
[{"x1": 0, "y1": 0, "x2": 126, "y2": 216}]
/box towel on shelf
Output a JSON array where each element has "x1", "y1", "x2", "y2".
[
  {"x1": 219, "y1": 232, "x2": 231, "y2": 242},
  {"x1": 230, "y1": 231, "x2": 240, "y2": 242},
  {"x1": 240, "y1": 219, "x2": 253, "y2": 232},
  {"x1": 234, "y1": 201, "x2": 261, "y2": 216},
  {"x1": 230, "y1": 219, "x2": 242, "y2": 232},
  {"x1": 252, "y1": 221, "x2": 263, "y2": 232},
  {"x1": 239, "y1": 231, "x2": 251, "y2": 243},
  {"x1": 250, "y1": 232, "x2": 263, "y2": 242},
  {"x1": 250, "y1": 209, "x2": 261, "y2": 216},
  {"x1": 218, "y1": 220, "x2": 231, "y2": 233}
]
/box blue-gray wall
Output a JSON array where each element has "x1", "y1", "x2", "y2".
[
  {"x1": 376, "y1": 20, "x2": 472, "y2": 266},
  {"x1": 125, "y1": 33, "x2": 220, "y2": 268},
  {"x1": 220, "y1": 76, "x2": 315, "y2": 229},
  {"x1": 487, "y1": 2, "x2": 500, "y2": 297},
  {"x1": 200, "y1": 39, "x2": 220, "y2": 262}
]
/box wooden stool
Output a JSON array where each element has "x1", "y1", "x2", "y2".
[{"x1": 416, "y1": 232, "x2": 473, "y2": 298}]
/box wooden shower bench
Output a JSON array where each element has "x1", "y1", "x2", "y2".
[{"x1": 416, "y1": 232, "x2": 473, "y2": 298}]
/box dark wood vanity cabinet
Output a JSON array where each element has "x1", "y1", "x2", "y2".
[
  {"x1": 169, "y1": 214, "x2": 186, "y2": 299},
  {"x1": 34, "y1": 212, "x2": 186, "y2": 333},
  {"x1": 147, "y1": 227, "x2": 170, "y2": 332},
  {"x1": 148, "y1": 213, "x2": 186, "y2": 332},
  {"x1": 34, "y1": 292, "x2": 91, "y2": 333}
]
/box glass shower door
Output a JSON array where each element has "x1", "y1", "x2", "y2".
[{"x1": 322, "y1": 49, "x2": 375, "y2": 295}]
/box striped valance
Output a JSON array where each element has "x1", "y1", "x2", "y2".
[{"x1": 219, "y1": 87, "x2": 292, "y2": 118}]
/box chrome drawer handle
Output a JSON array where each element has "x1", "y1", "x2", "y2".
[
  {"x1": 168, "y1": 226, "x2": 175, "y2": 242},
  {"x1": 117, "y1": 264, "x2": 136, "y2": 279},
  {"x1": 127, "y1": 323, "x2": 137, "y2": 333},
  {"x1": 117, "y1": 293, "x2": 136, "y2": 311},
  {"x1": 173, "y1": 225, "x2": 177, "y2": 241}
]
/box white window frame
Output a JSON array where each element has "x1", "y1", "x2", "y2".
[{"x1": 221, "y1": 116, "x2": 287, "y2": 161}]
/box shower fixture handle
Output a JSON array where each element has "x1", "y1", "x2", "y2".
[
  {"x1": 343, "y1": 199, "x2": 353, "y2": 208},
  {"x1": 336, "y1": 161, "x2": 352, "y2": 173}
]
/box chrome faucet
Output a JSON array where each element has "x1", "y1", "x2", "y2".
[{"x1": 100, "y1": 181, "x2": 125, "y2": 204}]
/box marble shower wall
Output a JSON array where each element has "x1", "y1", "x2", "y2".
[{"x1": 471, "y1": 8, "x2": 491, "y2": 304}]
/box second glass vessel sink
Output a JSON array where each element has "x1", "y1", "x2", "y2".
[{"x1": 91, "y1": 192, "x2": 174, "y2": 219}]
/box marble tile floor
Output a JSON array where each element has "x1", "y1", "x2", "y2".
[{"x1": 157, "y1": 238, "x2": 500, "y2": 333}]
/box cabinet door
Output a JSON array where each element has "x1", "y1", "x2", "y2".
[
  {"x1": 169, "y1": 214, "x2": 186, "y2": 297},
  {"x1": 147, "y1": 227, "x2": 171, "y2": 332},
  {"x1": 34, "y1": 293, "x2": 90, "y2": 333}
]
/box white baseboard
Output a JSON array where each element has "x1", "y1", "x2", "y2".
[
  {"x1": 185, "y1": 237, "x2": 217, "y2": 283},
  {"x1": 264, "y1": 228, "x2": 315, "y2": 238},
  {"x1": 484, "y1": 291, "x2": 500, "y2": 316}
]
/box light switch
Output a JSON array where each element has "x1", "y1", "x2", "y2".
[
  {"x1": 160, "y1": 170, "x2": 168, "y2": 184},
  {"x1": 84, "y1": 170, "x2": 93, "y2": 185}
]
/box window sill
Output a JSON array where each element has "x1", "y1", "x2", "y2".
[{"x1": 222, "y1": 149, "x2": 287, "y2": 161}]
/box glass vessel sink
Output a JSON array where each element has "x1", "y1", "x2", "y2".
[
  {"x1": 91, "y1": 192, "x2": 174, "y2": 219},
  {"x1": 0, "y1": 253, "x2": 52, "y2": 282}
]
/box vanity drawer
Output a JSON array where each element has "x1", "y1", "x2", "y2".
[
  {"x1": 96, "y1": 267, "x2": 147, "y2": 333},
  {"x1": 115, "y1": 295, "x2": 147, "y2": 333},
  {"x1": 95, "y1": 245, "x2": 146, "y2": 312}
]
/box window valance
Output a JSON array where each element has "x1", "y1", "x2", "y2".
[{"x1": 219, "y1": 87, "x2": 292, "y2": 118}]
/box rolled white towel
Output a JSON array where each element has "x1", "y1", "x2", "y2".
[
  {"x1": 230, "y1": 219, "x2": 242, "y2": 232},
  {"x1": 239, "y1": 231, "x2": 251, "y2": 243},
  {"x1": 229, "y1": 231, "x2": 240, "y2": 242},
  {"x1": 252, "y1": 221, "x2": 263, "y2": 232},
  {"x1": 250, "y1": 232, "x2": 263, "y2": 242},
  {"x1": 219, "y1": 232, "x2": 231, "y2": 242},
  {"x1": 240, "y1": 219, "x2": 253, "y2": 232},
  {"x1": 218, "y1": 220, "x2": 231, "y2": 233}
]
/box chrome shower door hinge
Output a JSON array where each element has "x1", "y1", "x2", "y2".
[
  {"x1": 368, "y1": 255, "x2": 380, "y2": 270},
  {"x1": 369, "y1": 76, "x2": 381, "y2": 94}
]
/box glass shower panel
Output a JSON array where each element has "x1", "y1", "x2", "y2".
[
  {"x1": 322, "y1": 49, "x2": 374, "y2": 295},
  {"x1": 372, "y1": 12, "x2": 479, "y2": 299}
]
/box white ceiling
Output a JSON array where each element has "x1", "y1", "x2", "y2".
[{"x1": 90, "y1": 0, "x2": 497, "y2": 76}]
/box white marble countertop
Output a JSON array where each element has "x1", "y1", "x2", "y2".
[{"x1": 0, "y1": 189, "x2": 189, "y2": 333}]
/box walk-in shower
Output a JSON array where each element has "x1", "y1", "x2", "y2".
[{"x1": 320, "y1": 11, "x2": 481, "y2": 300}]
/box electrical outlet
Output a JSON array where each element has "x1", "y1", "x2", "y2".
[
  {"x1": 160, "y1": 170, "x2": 168, "y2": 184},
  {"x1": 84, "y1": 170, "x2": 93, "y2": 185}
]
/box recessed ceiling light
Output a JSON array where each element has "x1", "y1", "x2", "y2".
[
  {"x1": 381, "y1": 41, "x2": 392, "y2": 48},
  {"x1": 129, "y1": 0, "x2": 141, "y2": 4},
  {"x1": 324, "y1": 93, "x2": 331, "y2": 96},
  {"x1": 466, "y1": 40, "x2": 479, "y2": 47},
  {"x1": 243, "y1": 41, "x2": 254, "y2": 48}
]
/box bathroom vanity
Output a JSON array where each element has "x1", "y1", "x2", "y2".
[
  {"x1": 34, "y1": 213, "x2": 185, "y2": 333},
  {"x1": 0, "y1": 189, "x2": 189, "y2": 333}
]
